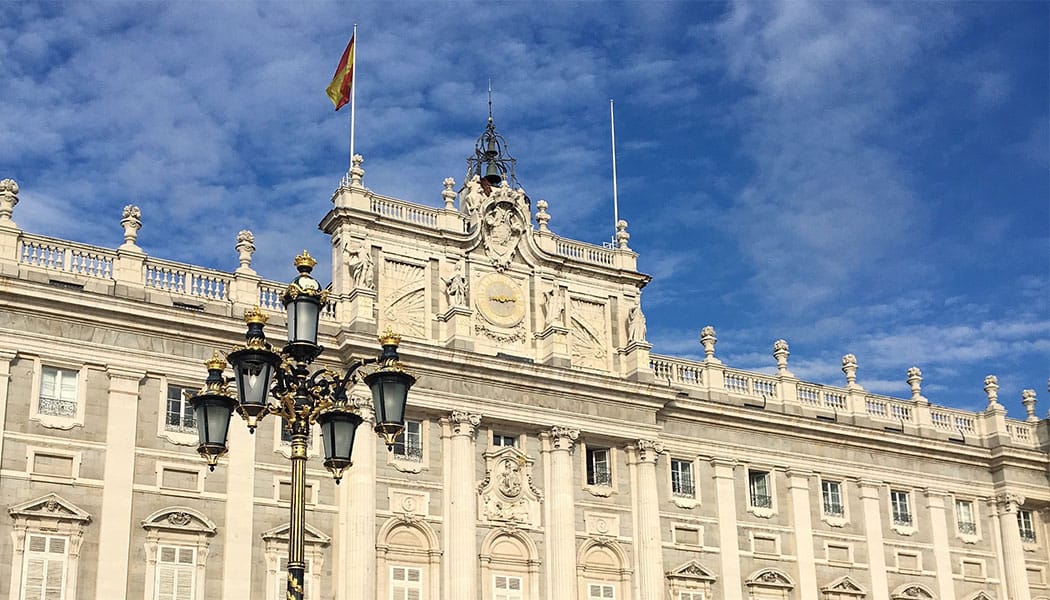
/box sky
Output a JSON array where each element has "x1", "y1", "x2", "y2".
[{"x1": 2, "y1": 1, "x2": 1047, "y2": 417}]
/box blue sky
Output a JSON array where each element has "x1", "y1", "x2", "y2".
[{"x1": 2, "y1": 2, "x2": 1047, "y2": 416}]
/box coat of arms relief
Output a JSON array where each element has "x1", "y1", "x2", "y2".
[
  {"x1": 462, "y1": 176, "x2": 529, "y2": 273},
  {"x1": 477, "y1": 446, "x2": 542, "y2": 526}
]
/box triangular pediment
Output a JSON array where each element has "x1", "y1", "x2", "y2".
[
  {"x1": 142, "y1": 507, "x2": 216, "y2": 535},
  {"x1": 261, "y1": 522, "x2": 331, "y2": 546},
  {"x1": 822, "y1": 576, "x2": 867, "y2": 596},
  {"x1": 9, "y1": 493, "x2": 91, "y2": 523},
  {"x1": 666, "y1": 560, "x2": 716, "y2": 582},
  {"x1": 964, "y1": 593, "x2": 994, "y2": 600}
]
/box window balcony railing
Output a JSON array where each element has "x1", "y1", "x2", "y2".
[
  {"x1": 672, "y1": 483, "x2": 696, "y2": 498},
  {"x1": 893, "y1": 516, "x2": 913, "y2": 527},
  {"x1": 823, "y1": 503, "x2": 844, "y2": 517},
  {"x1": 957, "y1": 521, "x2": 977, "y2": 535},
  {"x1": 589, "y1": 470, "x2": 612, "y2": 487},
  {"x1": 393, "y1": 444, "x2": 424, "y2": 462},
  {"x1": 39, "y1": 397, "x2": 76, "y2": 417},
  {"x1": 750, "y1": 494, "x2": 772, "y2": 508},
  {"x1": 1020, "y1": 530, "x2": 1037, "y2": 544}
]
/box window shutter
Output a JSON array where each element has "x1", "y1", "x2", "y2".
[
  {"x1": 40, "y1": 369, "x2": 57, "y2": 399},
  {"x1": 59, "y1": 371, "x2": 76, "y2": 401},
  {"x1": 23, "y1": 557, "x2": 46, "y2": 600}
]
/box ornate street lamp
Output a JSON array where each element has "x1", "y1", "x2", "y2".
[{"x1": 189, "y1": 250, "x2": 415, "y2": 600}]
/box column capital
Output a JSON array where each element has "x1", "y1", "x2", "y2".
[
  {"x1": 548, "y1": 426, "x2": 579, "y2": 451},
  {"x1": 994, "y1": 492, "x2": 1025, "y2": 513},
  {"x1": 105, "y1": 366, "x2": 144, "y2": 383},
  {"x1": 785, "y1": 469, "x2": 813, "y2": 488},
  {"x1": 709, "y1": 457, "x2": 737, "y2": 478},
  {"x1": 631, "y1": 439, "x2": 664, "y2": 464},
  {"x1": 448, "y1": 411, "x2": 481, "y2": 437},
  {"x1": 857, "y1": 479, "x2": 883, "y2": 498},
  {"x1": 923, "y1": 489, "x2": 949, "y2": 508},
  {"x1": 349, "y1": 395, "x2": 376, "y2": 424}
]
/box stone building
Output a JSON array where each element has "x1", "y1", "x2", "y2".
[{"x1": 0, "y1": 124, "x2": 1047, "y2": 600}]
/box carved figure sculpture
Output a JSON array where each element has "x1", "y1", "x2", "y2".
[
  {"x1": 443, "y1": 266, "x2": 468, "y2": 308},
  {"x1": 627, "y1": 301, "x2": 646, "y2": 343},
  {"x1": 543, "y1": 285, "x2": 564, "y2": 328},
  {"x1": 344, "y1": 240, "x2": 375, "y2": 290}
]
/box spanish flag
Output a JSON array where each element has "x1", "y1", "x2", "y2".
[{"x1": 326, "y1": 35, "x2": 355, "y2": 111}]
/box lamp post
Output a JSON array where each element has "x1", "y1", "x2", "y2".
[{"x1": 190, "y1": 251, "x2": 414, "y2": 600}]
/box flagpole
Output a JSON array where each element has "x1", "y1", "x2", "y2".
[
  {"x1": 349, "y1": 23, "x2": 357, "y2": 168},
  {"x1": 610, "y1": 99, "x2": 619, "y2": 239}
]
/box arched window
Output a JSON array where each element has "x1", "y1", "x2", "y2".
[
  {"x1": 141, "y1": 507, "x2": 216, "y2": 600},
  {"x1": 479, "y1": 528, "x2": 540, "y2": 600},
  {"x1": 576, "y1": 538, "x2": 631, "y2": 600},
  {"x1": 377, "y1": 517, "x2": 440, "y2": 600},
  {"x1": 744, "y1": 568, "x2": 794, "y2": 600}
]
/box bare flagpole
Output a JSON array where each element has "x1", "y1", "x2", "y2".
[
  {"x1": 610, "y1": 99, "x2": 620, "y2": 240},
  {"x1": 349, "y1": 23, "x2": 358, "y2": 167}
]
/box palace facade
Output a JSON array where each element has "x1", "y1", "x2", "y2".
[{"x1": 0, "y1": 125, "x2": 1047, "y2": 600}]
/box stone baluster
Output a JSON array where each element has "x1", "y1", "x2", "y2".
[
  {"x1": 442, "y1": 177, "x2": 457, "y2": 210},
  {"x1": 535, "y1": 200, "x2": 551, "y2": 233},
  {"x1": 858, "y1": 480, "x2": 890, "y2": 600},
  {"x1": 335, "y1": 396, "x2": 377, "y2": 600},
  {"x1": 615, "y1": 219, "x2": 630, "y2": 249},
  {"x1": 711, "y1": 458, "x2": 742, "y2": 600},
  {"x1": 995, "y1": 493, "x2": 1032, "y2": 600},
  {"x1": 94, "y1": 367, "x2": 144, "y2": 600},
  {"x1": 441, "y1": 411, "x2": 481, "y2": 599},
  {"x1": 542, "y1": 426, "x2": 579, "y2": 600},
  {"x1": 1022, "y1": 389, "x2": 1038, "y2": 422},
  {"x1": 923, "y1": 490, "x2": 955, "y2": 600},
  {"x1": 629, "y1": 440, "x2": 665, "y2": 599}
]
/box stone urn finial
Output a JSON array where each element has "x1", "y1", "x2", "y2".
[
  {"x1": 615, "y1": 219, "x2": 630, "y2": 249},
  {"x1": 120, "y1": 205, "x2": 142, "y2": 249},
  {"x1": 442, "y1": 177, "x2": 457, "y2": 210},
  {"x1": 841, "y1": 354, "x2": 860, "y2": 389},
  {"x1": 983, "y1": 375, "x2": 1001, "y2": 409},
  {"x1": 700, "y1": 326, "x2": 719, "y2": 363},
  {"x1": 235, "y1": 230, "x2": 256, "y2": 274},
  {"x1": 350, "y1": 154, "x2": 365, "y2": 186},
  {"x1": 906, "y1": 366, "x2": 926, "y2": 404},
  {"x1": 773, "y1": 339, "x2": 791, "y2": 376},
  {"x1": 1021, "y1": 389, "x2": 1037, "y2": 422},
  {"x1": 0, "y1": 178, "x2": 19, "y2": 227},
  {"x1": 535, "y1": 199, "x2": 551, "y2": 233}
]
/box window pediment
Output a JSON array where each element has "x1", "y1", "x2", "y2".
[
  {"x1": 891, "y1": 584, "x2": 936, "y2": 599},
  {"x1": 666, "y1": 560, "x2": 716, "y2": 583},
  {"x1": 9, "y1": 492, "x2": 91, "y2": 524},
  {"x1": 822, "y1": 575, "x2": 867, "y2": 597},
  {"x1": 261, "y1": 522, "x2": 331, "y2": 546},
  {"x1": 142, "y1": 507, "x2": 216, "y2": 536}
]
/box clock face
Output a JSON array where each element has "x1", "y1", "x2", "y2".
[{"x1": 476, "y1": 273, "x2": 526, "y2": 328}]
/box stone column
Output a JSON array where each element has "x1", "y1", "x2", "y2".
[
  {"x1": 858, "y1": 480, "x2": 889, "y2": 600},
  {"x1": 995, "y1": 493, "x2": 1032, "y2": 600},
  {"x1": 334, "y1": 398, "x2": 377, "y2": 600},
  {"x1": 221, "y1": 418, "x2": 257, "y2": 600},
  {"x1": 924, "y1": 490, "x2": 955, "y2": 600},
  {"x1": 786, "y1": 470, "x2": 817, "y2": 599},
  {"x1": 629, "y1": 440, "x2": 665, "y2": 599},
  {"x1": 711, "y1": 458, "x2": 742, "y2": 600},
  {"x1": 545, "y1": 426, "x2": 580, "y2": 600},
  {"x1": 94, "y1": 367, "x2": 142, "y2": 600},
  {"x1": 441, "y1": 411, "x2": 481, "y2": 599}
]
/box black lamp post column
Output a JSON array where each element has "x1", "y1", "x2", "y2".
[{"x1": 287, "y1": 415, "x2": 310, "y2": 600}]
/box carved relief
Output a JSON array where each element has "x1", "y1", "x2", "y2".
[
  {"x1": 571, "y1": 298, "x2": 608, "y2": 370},
  {"x1": 477, "y1": 446, "x2": 541, "y2": 527},
  {"x1": 481, "y1": 200, "x2": 525, "y2": 272},
  {"x1": 380, "y1": 260, "x2": 425, "y2": 338},
  {"x1": 343, "y1": 239, "x2": 376, "y2": 290},
  {"x1": 474, "y1": 272, "x2": 527, "y2": 344}
]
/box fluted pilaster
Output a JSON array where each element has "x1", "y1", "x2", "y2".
[
  {"x1": 544, "y1": 426, "x2": 579, "y2": 600},
  {"x1": 335, "y1": 398, "x2": 377, "y2": 600},
  {"x1": 630, "y1": 440, "x2": 665, "y2": 599},
  {"x1": 442, "y1": 411, "x2": 481, "y2": 599},
  {"x1": 858, "y1": 480, "x2": 889, "y2": 600},
  {"x1": 996, "y1": 493, "x2": 1031, "y2": 600}
]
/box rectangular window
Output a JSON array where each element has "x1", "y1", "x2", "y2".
[
  {"x1": 156, "y1": 545, "x2": 195, "y2": 600},
  {"x1": 956, "y1": 499, "x2": 976, "y2": 534},
  {"x1": 891, "y1": 490, "x2": 912, "y2": 526},
  {"x1": 276, "y1": 557, "x2": 313, "y2": 600},
  {"x1": 390, "y1": 566, "x2": 423, "y2": 600},
  {"x1": 493, "y1": 433, "x2": 516, "y2": 448},
  {"x1": 587, "y1": 583, "x2": 615, "y2": 599},
  {"x1": 822, "y1": 480, "x2": 843, "y2": 516},
  {"x1": 586, "y1": 448, "x2": 611, "y2": 486},
  {"x1": 748, "y1": 470, "x2": 771, "y2": 508},
  {"x1": 39, "y1": 367, "x2": 77, "y2": 418},
  {"x1": 165, "y1": 385, "x2": 196, "y2": 433},
  {"x1": 493, "y1": 575, "x2": 523, "y2": 600},
  {"x1": 1018, "y1": 509, "x2": 1037, "y2": 543},
  {"x1": 670, "y1": 459, "x2": 695, "y2": 497},
  {"x1": 678, "y1": 592, "x2": 705, "y2": 600},
  {"x1": 392, "y1": 421, "x2": 423, "y2": 462},
  {"x1": 21, "y1": 534, "x2": 68, "y2": 600}
]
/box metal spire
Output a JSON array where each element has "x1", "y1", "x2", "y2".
[{"x1": 466, "y1": 82, "x2": 517, "y2": 187}]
